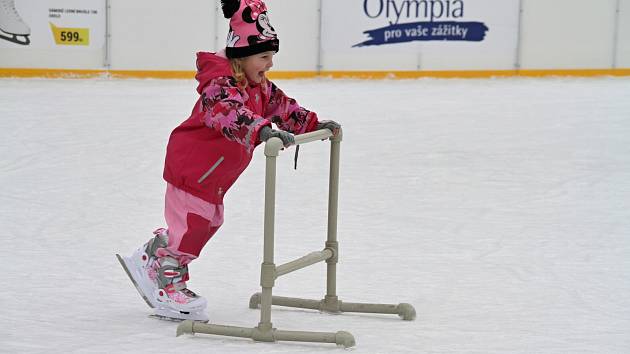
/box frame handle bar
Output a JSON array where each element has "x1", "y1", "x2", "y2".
[{"x1": 264, "y1": 128, "x2": 335, "y2": 157}]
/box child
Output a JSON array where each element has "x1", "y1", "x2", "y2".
[{"x1": 117, "y1": 0, "x2": 340, "y2": 321}]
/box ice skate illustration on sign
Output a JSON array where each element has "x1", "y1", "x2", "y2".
[{"x1": 0, "y1": 0, "x2": 30, "y2": 45}]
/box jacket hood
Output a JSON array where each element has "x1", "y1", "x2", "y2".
[{"x1": 195, "y1": 52, "x2": 233, "y2": 94}]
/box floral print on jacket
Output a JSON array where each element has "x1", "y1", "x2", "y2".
[{"x1": 199, "y1": 76, "x2": 318, "y2": 152}]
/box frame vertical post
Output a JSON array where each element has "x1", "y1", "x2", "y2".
[
  {"x1": 259, "y1": 139, "x2": 281, "y2": 332},
  {"x1": 324, "y1": 132, "x2": 342, "y2": 310}
]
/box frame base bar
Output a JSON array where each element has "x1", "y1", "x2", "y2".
[
  {"x1": 176, "y1": 321, "x2": 356, "y2": 348},
  {"x1": 249, "y1": 293, "x2": 416, "y2": 321}
]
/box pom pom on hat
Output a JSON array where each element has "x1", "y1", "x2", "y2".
[{"x1": 221, "y1": 0, "x2": 240, "y2": 19}]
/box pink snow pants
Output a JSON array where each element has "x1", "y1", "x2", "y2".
[{"x1": 162, "y1": 183, "x2": 224, "y2": 264}]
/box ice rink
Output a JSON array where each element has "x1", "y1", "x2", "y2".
[{"x1": 1, "y1": 76, "x2": 629, "y2": 353}]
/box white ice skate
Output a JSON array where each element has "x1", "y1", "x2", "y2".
[
  {"x1": 0, "y1": 0, "x2": 31, "y2": 45},
  {"x1": 117, "y1": 230, "x2": 208, "y2": 322}
]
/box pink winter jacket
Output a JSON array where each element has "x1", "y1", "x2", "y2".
[{"x1": 163, "y1": 52, "x2": 319, "y2": 204}]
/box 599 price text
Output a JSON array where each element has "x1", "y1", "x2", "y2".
[{"x1": 60, "y1": 31, "x2": 82, "y2": 42}]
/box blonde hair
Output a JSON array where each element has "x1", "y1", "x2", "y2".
[{"x1": 230, "y1": 58, "x2": 248, "y2": 89}]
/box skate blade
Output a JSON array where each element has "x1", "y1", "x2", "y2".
[
  {"x1": 148, "y1": 314, "x2": 209, "y2": 323},
  {"x1": 116, "y1": 253, "x2": 155, "y2": 308},
  {"x1": 152, "y1": 308, "x2": 209, "y2": 322},
  {"x1": 149, "y1": 314, "x2": 186, "y2": 322}
]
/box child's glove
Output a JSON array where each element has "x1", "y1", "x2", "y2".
[
  {"x1": 259, "y1": 126, "x2": 295, "y2": 147},
  {"x1": 316, "y1": 120, "x2": 341, "y2": 136}
]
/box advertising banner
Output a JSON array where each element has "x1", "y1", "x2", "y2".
[
  {"x1": 0, "y1": 0, "x2": 105, "y2": 49},
  {"x1": 321, "y1": 0, "x2": 520, "y2": 69}
]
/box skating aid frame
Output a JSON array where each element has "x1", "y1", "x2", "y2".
[{"x1": 176, "y1": 128, "x2": 416, "y2": 347}]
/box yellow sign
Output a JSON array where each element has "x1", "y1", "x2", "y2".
[{"x1": 50, "y1": 23, "x2": 89, "y2": 46}]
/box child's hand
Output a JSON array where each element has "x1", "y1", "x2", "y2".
[
  {"x1": 317, "y1": 120, "x2": 341, "y2": 136},
  {"x1": 259, "y1": 126, "x2": 295, "y2": 147}
]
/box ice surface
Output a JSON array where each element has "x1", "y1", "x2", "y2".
[{"x1": 1, "y1": 76, "x2": 629, "y2": 353}]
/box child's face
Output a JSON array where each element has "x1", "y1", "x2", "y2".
[{"x1": 242, "y1": 51, "x2": 274, "y2": 84}]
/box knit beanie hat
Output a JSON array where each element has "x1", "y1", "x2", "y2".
[{"x1": 221, "y1": 0, "x2": 280, "y2": 59}]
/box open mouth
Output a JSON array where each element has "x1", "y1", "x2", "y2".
[{"x1": 249, "y1": 70, "x2": 267, "y2": 83}]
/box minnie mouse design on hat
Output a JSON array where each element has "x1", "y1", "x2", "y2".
[{"x1": 221, "y1": 0, "x2": 280, "y2": 58}]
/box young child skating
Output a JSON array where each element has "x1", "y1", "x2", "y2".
[{"x1": 117, "y1": 0, "x2": 340, "y2": 321}]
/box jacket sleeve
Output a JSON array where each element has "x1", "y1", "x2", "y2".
[
  {"x1": 200, "y1": 76, "x2": 271, "y2": 152},
  {"x1": 264, "y1": 80, "x2": 319, "y2": 135}
]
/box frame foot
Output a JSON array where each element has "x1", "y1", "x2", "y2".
[
  {"x1": 249, "y1": 292, "x2": 416, "y2": 320},
  {"x1": 175, "y1": 320, "x2": 356, "y2": 348},
  {"x1": 396, "y1": 303, "x2": 417, "y2": 321}
]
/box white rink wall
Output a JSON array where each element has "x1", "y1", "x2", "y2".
[{"x1": 0, "y1": 0, "x2": 629, "y2": 73}]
